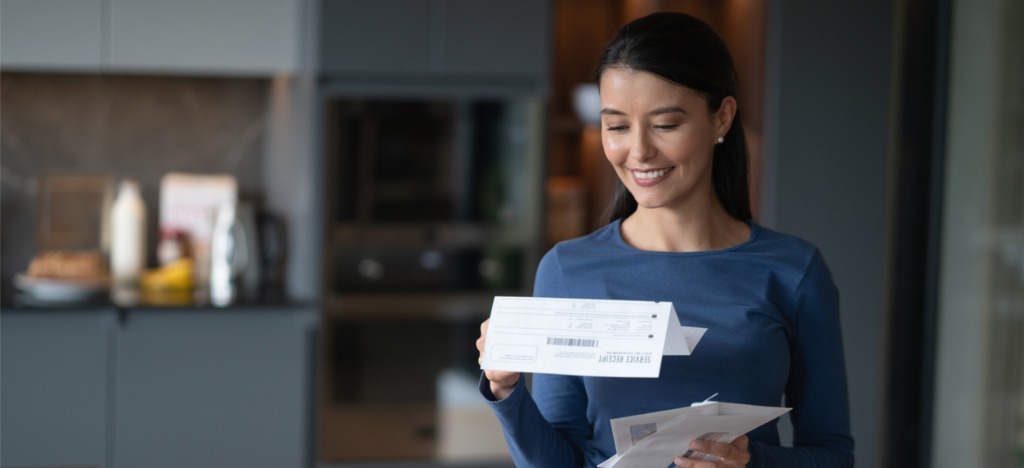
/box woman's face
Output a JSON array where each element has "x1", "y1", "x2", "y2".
[{"x1": 599, "y1": 68, "x2": 734, "y2": 213}]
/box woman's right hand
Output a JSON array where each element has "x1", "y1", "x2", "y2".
[{"x1": 477, "y1": 319, "x2": 521, "y2": 400}]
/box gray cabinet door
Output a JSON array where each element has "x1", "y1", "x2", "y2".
[
  {"x1": 320, "y1": 0, "x2": 433, "y2": 75},
  {"x1": 107, "y1": 0, "x2": 300, "y2": 73},
  {"x1": 0, "y1": 0, "x2": 104, "y2": 70},
  {"x1": 319, "y1": 0, "x2": 550, "y2": 79},
  {"x1": 115, "y1": 309, "x2": 315, "y2": 468},
  {"x1": 440, "y1": 0, "x2": 550, "y2": 77},
  {"x1": 0, "y1": 310, "x2": 115, "y2": 467}
]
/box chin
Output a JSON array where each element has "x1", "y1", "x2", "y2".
[{"x1": 630, "y1": 195, "x2": 671, "y2": 210}]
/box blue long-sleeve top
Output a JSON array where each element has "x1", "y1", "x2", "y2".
[{"x1": 481, "y1": 220, "x2": 854, "y2": 467}]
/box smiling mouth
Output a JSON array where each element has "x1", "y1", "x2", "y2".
[{"x1": 631, "y1": 167, "x2": 674, "y2": 179}]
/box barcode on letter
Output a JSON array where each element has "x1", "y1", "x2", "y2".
[{"x1": 546, "y1": 337, "x2": 598, "y2": 347}]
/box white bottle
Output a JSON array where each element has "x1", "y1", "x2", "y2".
[{"x1": 110, "y1": 179, "x2": 147, "y2": 286}]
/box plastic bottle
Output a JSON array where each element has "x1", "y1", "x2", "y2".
[{"x1": 110, "y1": 179, "x2": 147, "y2": 286}]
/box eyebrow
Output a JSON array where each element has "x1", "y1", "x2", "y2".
[{"x1": 600, "y1": 106, "x2": 687, "y2": 117}]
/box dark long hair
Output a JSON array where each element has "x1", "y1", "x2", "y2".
[{"x1": 596, "y1": 12, "x2": 752, "y2": 225}]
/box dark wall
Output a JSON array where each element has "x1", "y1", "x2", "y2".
[{"x1": 763, "y1": 1, "x2": 895, "y2": 467}]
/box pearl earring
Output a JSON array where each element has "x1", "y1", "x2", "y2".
[{"x1": 716, "y1": 136, "x2": 724, "y2": 144}]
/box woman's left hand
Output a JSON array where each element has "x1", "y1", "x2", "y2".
[{"x1": 673, "y1": 435, "x2": 750, "y2": 467}]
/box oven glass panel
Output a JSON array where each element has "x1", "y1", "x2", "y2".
[{"x1": 331, "y1": 98, "x2": 511, "y2": 224}]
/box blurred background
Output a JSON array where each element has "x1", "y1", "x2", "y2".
[{"x1": 1, "y1": 0, "x2": 1021, "y2": 467}]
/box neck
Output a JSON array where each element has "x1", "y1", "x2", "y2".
[{"x1": 621, "y1": 199, "x2": 749, "y2": 252}]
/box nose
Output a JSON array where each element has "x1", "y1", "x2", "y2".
[{"x1": 628, "y1": 129, "x2": 654, "y2": 162}]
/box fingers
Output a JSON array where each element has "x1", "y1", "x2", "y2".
[
  {"x1": 732, "y1": 435, "x2": 749, "y2": 451},
  {"x1": 486, "y1": 369, "x2": 519, "y2": 387},
  {"x1": 673, "y1": 435, "x2": 750, "y2": 467},
  {"x1": 477, "y1": 318, "x2": 520, "y2": 399},
  {"x1": 478, "y1": 317, "x2": 524, "y2": 393},
  {"x1": 673, "y1": 457, "x2": 719, "y2": 468},
  {"x1": 477, "y1": 319, "x2": 490, "y2": 364}
]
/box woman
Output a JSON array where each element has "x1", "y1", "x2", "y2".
[{"x1": 477, "y1": 12, "x2": 854, "y2": 468}]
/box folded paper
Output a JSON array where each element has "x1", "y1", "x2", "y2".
[{"x1": 481, "y1": 296, "x2": 706, "y2": 378}]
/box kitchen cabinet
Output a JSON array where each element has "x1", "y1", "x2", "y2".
[
  {"x1": 115, "y1": 308, "x2": 315, "y2": 468},
  {"x1": 107, "y1": 0, "x2": 300, "y2": 74},
  {"x1": 0, "y1": 305, "x2": 316, "y2": 468},
  {"x1": 0, "y1": 0, "x2": 302, "y2": 74},
  {"x1": 320, "y1": 0, "x2": 550, "y2": 79},
  {"x1": 320, "y1": 0, "x2": 432, "y2": 75},
  {"x1": 0, "y1": 309, "x2": 116, "y2": 468},
  {"x1": 440, "y1": 0, "x2": 550, "y2": 77},
  {"x1": 0, "y1": 0, "x2": 105, "y2": 70}
]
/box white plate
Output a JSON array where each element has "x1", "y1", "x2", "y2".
[{"x1": 14, "y1": 274, "x2": 110, "y2": 303}]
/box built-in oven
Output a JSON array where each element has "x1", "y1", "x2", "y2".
[{"x1": 317, "y1": 83, "x2": 546, "y2": 462}]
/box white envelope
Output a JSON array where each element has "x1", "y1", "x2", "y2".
[{"x1": 598, "y1": 401, "x2": 791, "y2": 467}]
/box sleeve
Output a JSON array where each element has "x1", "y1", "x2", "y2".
[
  {"x1": 480, "y1": 372, "x2": 589, "y2": 467},
  {"x1": 748, "y1": 249, "x2": 855, "y2": 467},
  {"x1": 479, "y1": 248, "x2": 590, "y2": 467}
]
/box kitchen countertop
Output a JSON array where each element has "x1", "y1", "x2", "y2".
[{"x1": 2, "y1": 289, "x2": 315, "y2": 313}]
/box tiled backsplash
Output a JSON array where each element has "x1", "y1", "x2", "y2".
[{"x1": 0, "y1": 72, "x2": 270, "y2": 300}]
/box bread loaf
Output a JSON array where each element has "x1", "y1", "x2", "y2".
[{"x1": 27, "y1": 250, "x2": 108, "y2": 280}]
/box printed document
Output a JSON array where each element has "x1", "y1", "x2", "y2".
[
  {"x1": 598, "y1": 401, "x2": 791, "y2": 467},
  {"x1": 480, "y1": 296, "x2": 706, "y2": 378}
]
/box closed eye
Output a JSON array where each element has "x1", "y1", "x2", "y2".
[
  {"x1": 605, "y1": 125, "x2": 628, "y2": 132},
  {"x1": 653, "y1": 124, "x2": 680, "y2": 130}
]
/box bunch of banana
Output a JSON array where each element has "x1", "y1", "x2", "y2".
[{"x1": 141, "y1": 258, "x2": 193, "y2": 291}]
